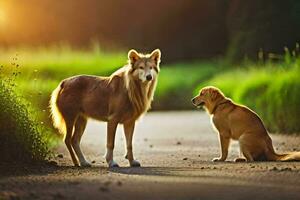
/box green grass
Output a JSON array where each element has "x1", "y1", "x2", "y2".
[
  {"x1": 0, "y1": 46, "x2": 125, "y2": 80},
  {"x1": 154, "y1": 62, "x2": 220, "y2": 109}
]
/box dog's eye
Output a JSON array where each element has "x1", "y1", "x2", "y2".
[
  {"x1": 139, "y1": 66, "x2": 144, "y2": 69},
  {"x1": 150, "y1": 66, "x2": 153, "y2": 69}
]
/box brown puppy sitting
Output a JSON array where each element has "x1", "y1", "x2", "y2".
[{"x1": 192, "y1": 86, "x2": 300, "y2": 162}]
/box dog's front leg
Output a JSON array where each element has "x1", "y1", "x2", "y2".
[
  {"x1": 105, "y1": 120, "x2": 119, "y2": 168},
  {"x1": 212, "y1": 133, "x2": 230, "y2": 162},
  {"x1": 123, "y1": 121, "x2": 141, "y2": 167}
]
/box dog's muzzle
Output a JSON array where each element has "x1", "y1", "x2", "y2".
[{"x1": 191, "y1": 98, "x2": 205, "y2": 107}]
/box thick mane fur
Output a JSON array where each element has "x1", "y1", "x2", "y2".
[{"x1": 124, "y1": 67, "x2": 157, "y2": 116}]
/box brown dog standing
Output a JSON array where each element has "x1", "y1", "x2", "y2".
[
  {"x1": 50, "y1": 49, "x2": 161, "y2": 168},
  {"x1": 192, "y1": 86, "x2": 300, "y2": 162}
]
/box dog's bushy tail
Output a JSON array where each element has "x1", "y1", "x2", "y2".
[
  {"x1": 265, "y1": 136, "x2": 300, "y2": 161},
  {"x1": 49, "y1": 82, "x2": 66, "y2": 135},
  {"x1": 275, "y1": 152, "x2": 300, "y2": 161}
]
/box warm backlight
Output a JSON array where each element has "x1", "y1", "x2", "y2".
[{"x1": 0, "y1": 8, "x2": 7, "y2": 27}]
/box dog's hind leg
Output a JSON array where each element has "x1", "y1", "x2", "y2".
[
  {"x1": 72, "y1": 115, "x2": 91, "y2": 167},
  {"x1": 105, "y1": 120, "x2": 119, "y2": 168},
  {"x1": 64, "y1": 117, "x2": 80, "y2": 167},
  {"x1": 240, "y1": 147, "x2": 254, "y2": 162},
  {"x1": 124, "y1": 121, "x2": 140, "y2": 167},
  {"x1": 234, "y1": 144, "x2": 247, "y2": 162},
  {"x1": 239, "y1": 134, "x2": 254, "y2": 162}
]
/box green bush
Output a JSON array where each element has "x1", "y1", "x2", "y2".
[
  {"x1": 0, "y1": 74, "x2": 54, "y2": 163},
  {"x1": 255, "y1": 70, "x2": 300, "y2": 133}
]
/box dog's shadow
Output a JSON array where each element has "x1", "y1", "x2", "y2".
[
  {"x1": 109, "y1": 166, "x2": 171, "y2": 176},
  {"x1": 108, "y1": 166, "x2": 210, "y2": 178}
]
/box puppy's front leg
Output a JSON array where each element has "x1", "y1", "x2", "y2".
[
  {"x1": 212, "y1": 133, "x2": 230, "y2": 162},
  {"x1": 123, "y1": 121, "x2": 140, "y2": 167}
]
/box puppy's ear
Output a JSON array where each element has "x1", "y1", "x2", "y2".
[
  {"x1": 200, "y1": 89, "x2": 205, "y2": 96},
  {"x1": 150, "y1": 49, "x2": 161, "y2": 65},
  {"x1": 128, "y1": 49, "x2": 140, "y2": 66},
  {"x1": 211, "y1": 89, "x2": 220, "y2": 101}
]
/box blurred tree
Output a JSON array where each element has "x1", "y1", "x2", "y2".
[
  {"x1": 225, "y1": 0, "x2": 300, "y2": 61},
  {"x1": 0, "y1": 0, "x2": 299, "y2": 62}
]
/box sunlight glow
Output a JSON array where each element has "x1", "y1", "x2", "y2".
[{"x1": 0, "y1": 8, "x2": 7, "y2": 26}]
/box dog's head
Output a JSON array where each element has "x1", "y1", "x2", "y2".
[
  {"x1": 127, "y1": 49, "x2": 161, "y2": 82},
  {"x1": 191, "y1": 86, "x2": 225, "y2": 114}
]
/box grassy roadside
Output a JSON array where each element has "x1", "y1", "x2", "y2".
[{"x1": 1, "y1": 47, "x2": 299, "y2": 136}]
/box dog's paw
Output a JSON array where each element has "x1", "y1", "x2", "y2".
[
  {"x1": 130, "y1": 160, "x2": 141, "y2": 167},
  {"x1": 234, "y1": 157, "x2": 246, "y2": 162},
  {"x1": 74, "y1": 163, "x2": 80, "y2": 167},
  {"x1": 108, "y1": 160, "x2": 119, "y2": 168},
  {"x1": 212, "y1": 157, "x2": 224, "y2": 162},
  {"x1": 80, "y1": 161, "x2": 92, "y2": 167}
]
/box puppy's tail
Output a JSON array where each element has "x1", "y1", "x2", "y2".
[
  {"x1": 265, "y1": 136, "x2": 300, "y2": 161},
  {"x1": 49, "y1": 81, "x2": 66, "y2": 135},
  {"x1": 274, "y1": 152, "x2": 300, "y2": 161}
]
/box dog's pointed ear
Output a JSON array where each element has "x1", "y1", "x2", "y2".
[
  {"x1": 150, "y1": 49, "x2": 161, "y2": 65},
  {"x1": 128, "y1": 49, "x2": 140, "y2": 66},
  {"x1": 211, "y1": 89, "x2": 220, "y2": 101}
]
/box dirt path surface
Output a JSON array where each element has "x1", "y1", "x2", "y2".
[{"x1": 1, "y1": 111, "x2": 300, "y2": 200}]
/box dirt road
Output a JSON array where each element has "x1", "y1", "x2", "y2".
[{"x1": 1, "y1": 111, "x2": 300, "y2": 200}]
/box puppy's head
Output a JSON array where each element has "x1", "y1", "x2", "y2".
[
  {"x1": 128, "y1": 49, "x2": 161, "y2": 83},
  {"x1": 192, "y1": 86, "x2": 225, "y2": 114}
]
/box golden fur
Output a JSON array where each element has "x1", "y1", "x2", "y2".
[
  {"x1": 50, "y1": 49, "x2": 161, "y2": 167},
  {"x1": 192, "y1": 86, "x2": 300, "y2": 162}
]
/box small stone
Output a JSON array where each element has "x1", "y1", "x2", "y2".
[
  {"x1": 149, "y1": 144, "x2": 153, "y2": 148},
  {"x1": 270, "y1": 166, "x2": 278, "y2": 171},
  {"x1": 183, "y1": 157, "x2": 188, "y2": 160},
  {"x1": 176, "y1": 141, "x2": 181, "y2": 145},
  {"x1": 57, "y1": 154, "x2": 63, "y2": 158},
  {"x1": 200, "y1": 167, "x2": 205, "y2": 169},
  {"x1": 117, "y1": 181, "x2": 122, "y2": 186},
  {"x1": 48, "y1": 161, "x2": 58, "y2": 166},
  {"x1": 198, "y1": 155, "x2": 201, "y2": 157},
  {"x1": 91, "y1": 160, "x2": 96, "y2": 164},
  {"x1": 251, "y1": 166, "x2": 255, "y2": 168}
]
